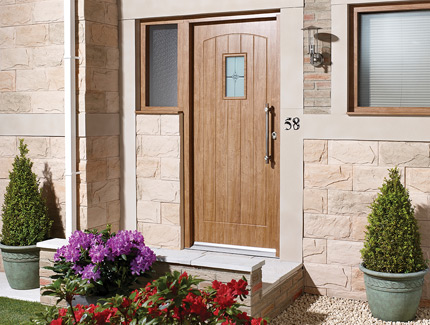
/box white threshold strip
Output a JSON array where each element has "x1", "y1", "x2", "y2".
[{"x1": 189, "y1": 242, "x2": 277, "y2": 258}]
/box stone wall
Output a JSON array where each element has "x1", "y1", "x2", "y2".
[
  {"x1": 303, "y1": 0, "x2": 331, "y2": 114},
  {"x1": 136, "y1": 114, "x2": 181, "y2": 249},
  {"x1": 0, "y1": 0, "x2": 66, "y2": 244},
  {"x1": 303, "y1": 139, "x2": 430, "y2": 300},
  {"x1": 76, "y1": 0, "x2": 121, "y2": 231}
]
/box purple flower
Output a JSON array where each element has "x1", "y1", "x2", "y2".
[
  {"x1": 130, "y1": 246, "x2": 157, "y2": 275},
  {"x1": 81, "y1": 264, "x2": 101, "y2": 282},
  {"x1": 89, "y1": 244, "x2": 110, "y2": 264}
]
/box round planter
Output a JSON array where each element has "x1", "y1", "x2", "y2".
[
  {"x1": 360, "y1": 263, "x2": 428, "y2": 322},
  {"x1": 72, "y1": 292, "x2": 117, "y2": 307},
  {"x1": 0, "y1": 243, "x2": 40, "y2": 290}
]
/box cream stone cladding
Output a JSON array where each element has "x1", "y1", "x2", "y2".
[
  {"x1": 0, "y1": 0, "x2": 66, "y2": 249},
  {"x1": 303, "y1": 139, "x2": 430, "y2": 301},
  {"x1": 135, "y1": 115, "x2": 181, "y2": 249},
  {"x1": 76, "y1": 0, "x2": 121, "y2": 232}
]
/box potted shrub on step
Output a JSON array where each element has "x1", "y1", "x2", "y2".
[
  {"x1": 360, "y1": 167, "x2": 428, "y2": 322},
  {"x1": 0, "y1": 139, "x2": 52, "y2": 289}
]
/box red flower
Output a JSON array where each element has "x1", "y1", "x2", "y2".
[
  {"x1": 50, "y1": 319, "x2": 62, "y2": 325},
  {"x1": 228, "y1": 279, "x2": 248, "y2": 296},
  {"x1": 251, "y1": 318, "x2": 268, "y2": 325}
]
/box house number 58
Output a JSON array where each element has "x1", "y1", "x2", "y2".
[{"x1": 284, "y1": 117, "x2": 300, "y2": 130}]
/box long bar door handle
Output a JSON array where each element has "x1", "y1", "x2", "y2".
[{"x1": 264, "y1": 103, "x2": 271, "y2": 164}]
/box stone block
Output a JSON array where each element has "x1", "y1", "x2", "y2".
[
  {"x1": 0, "y1": 136, "x2": 17, "y2": 157},
  {"x1": 0, "y1": 157, "x2": 14, "y2": 178},
  {"x1": 0, "y1": 92, "x2": 31, "y2": 113},
  {"x1": 33, "y1": 0, "x2": 63, "y2": 23},
  {"x1": 0, "y1": 4, "x2": 32, "y2": 26},
  {"x1": 418, "y1": 220, "x2": 430, "y2": 247},
  {"x1": 328, "y1": 190, "x2": 376, "y2": 217},
  {"x1": 107, "y1": 157, "x2": 120, "y2": 179},
  {"x1": 139, "y1": 135, "x2": 180, "y2": 158},
  {"x1": 407, "y1": 168, "x2": 430, "y2": 193},
  {"x1": 327, "y1": 240, "x2": 363, "y2": 266},
  {"x1": 305, "y1": 263, "x2": 351, "y2": 290},
  {"x1": 88, "y1": 22, "x2": 118, "y2": 47},
  {"x1": 85, "y1": 159, "x2": 107, "y2": 182},
  {"x1": 32, "y1": 46, "x2": 64, "y2": 67},
  {"x1": 161, "y1": 158, "x2": 180, "y2": 180},
  {"x1": 0, "y1": 27, "x2": 14, "y2": 48},
  {"x1": 351, "y1": 216, "x2": 367, "y2": 241},
  {"x1": 351, "y1": 266, "x2": 365, "y2": 292},
  {"x1": 410, "y1": 193, "x2": 430, "y2": 220},
  {"x1": 136, "y1": 157, "x2": 160, "y2": 179},
  {"x1": 88, "y1": 68, "x2": 118, "y2": 92},
  {"x1": 16, "y1": 69, "x2": 49, "y2": 91},
  {"x1": 24, "y1": 137, "x2": 49, "y2": 158},
  {"x1": 304, "y1": 213, "x2": 351, "y2": 240},
  {"x1": 86, "y1": 204, "x2": 107, "y2": 228},
  {"x1": 88, "y1": 179, "x2": 119, "y2": 205},
  {"x1": 81, "y1": 90, "x2": 105, "y2": 113},
  {"x1": 304, "y1": 164, "x2": 352, "y2": 190},
  {"x1": 137, "y1": 178, "x2": 180, "y2": 203},
  {"x1": 105, "y1": 91, "x2": 119, "y2": 113},
  {"x1": 107, "y1": 200, "x2": 120, "y2": 223},
  {"x1": 87, "y1": 136, "x2": 119, "y2": 159},
  {"x1": 304, "y1": 139, "x2": 327, "y2": 164},
  {"x1": 83, "y1": 0, "x2": 105, "y2": 24},
  {"x1": 161, "y1": 202, "x2": 180, "y2": 225},
  {"x1": 84, "y1": 45, "x2": 106, "y2": 68},
  {"x1": 380, "y1": 142, "x2": 430, "y2": 167},
  {"x1": 136, "y1": 115, "x2": 160, "y2": 135},
  {"x1": 138, "y1": 223, "x2": 180, "y2": 248},
  {"x1": 161, "y1": 115, "x2": 180, "y2": 136},
  {"x1": 0, "y1": 48, "x2": 30, "y2": 70},
  {"x1": 49, "y1": 137, "x2": 65, "y2": 159},
  {"x1": 31, "y1": 91, "x2": 64, "y2": 113},
  {"x1": 303, "y1": 188, "x2": 327, "y2": 214},
  {"x1": 46, "y1": 67, "x2": 64, "y2": 90},
  {"x1": 105, "y1": 3, "x2": 118, "y2": 25},
  {"x1": 303, "y1": 238, "x2": 326, "y2": 263},
  {"x1": 106, "y1": 47, "x2": 119, "y2": 69},
  {"x1": 16, "y1": 24, "x2": 49, "y2": 46},
  {"x1": 326, "y1": 288, "x2": 366, "y2": 301},
  {"x1": 328, "y1": 141, "x2": 378, "y2": 165},
  {"x1": 137, "y1": 200, "x2": 160, "y2": 223},
  {"x1": 353, "y1": 166, "x2": 401, "y2": 192},
  {"x1": 49, "y1": 22, "x2": 64, "y2": 44}
]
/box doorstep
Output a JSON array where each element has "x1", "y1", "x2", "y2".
[{"x1": 152, "y1": 248, "x2": 304, "y2": 318}]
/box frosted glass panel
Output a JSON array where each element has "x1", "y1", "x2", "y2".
[
  {"x1": 148, "y1": 25, "x2": 177, "y2": 107},
  {"x1": 359, "y1": 11, "x2": 430, "y2": 107},
  {"x1": 225, "y1": 56, "x2": 245, "y2": 97}
]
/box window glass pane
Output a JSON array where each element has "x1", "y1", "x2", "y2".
[
  {"x1": 359, "y1": 11, "x2": 430, "y2": 107},
  {"x1": 148, "y1": 24, "x2": 177, "y2": 107},
  {"x1": 225, "y1": 56, "x2": 245, "y2": 97}
]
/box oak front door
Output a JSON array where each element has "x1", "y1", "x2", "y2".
[{"x1": 193, "y1": 19, "x2": 279, "y2": 253}]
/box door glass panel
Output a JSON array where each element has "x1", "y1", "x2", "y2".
[
  {"x1": 148, "y1": 24, "x2": 178, "y2": 107},
  {"x1": 225, "y1": 55, "x2": 245, "y2": 98}
]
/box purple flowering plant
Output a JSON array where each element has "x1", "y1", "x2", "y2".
[{"x1": 47, "y1": 225, "x2": 156, "y2": 296}]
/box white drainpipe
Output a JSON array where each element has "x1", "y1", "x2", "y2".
[{"x1": 64, "y1": 0, "x2": 77, "y2": 237}]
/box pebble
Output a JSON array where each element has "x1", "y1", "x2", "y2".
[{"x1": 270, "y1": 294, "x2": 430, "y2": 325}]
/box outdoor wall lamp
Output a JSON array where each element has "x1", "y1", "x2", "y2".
[{"x1": 302, "y1": 26, "x2": 324, "y2": 67}]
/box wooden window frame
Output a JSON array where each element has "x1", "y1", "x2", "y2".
[{"x1": 348, "y1": 1, "x2": 430, "y2": 116}]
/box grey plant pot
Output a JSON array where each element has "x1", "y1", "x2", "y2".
[
  {"x1": 360, "y1": 263, "x2": 428, "y2": 322},
  {"x1": 0, "y1": 243, "x2": 40, "y2": 290}
]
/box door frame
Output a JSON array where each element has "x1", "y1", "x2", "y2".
[{"x1": 137, "y1": 12, "x2": 280, "y2": 253}]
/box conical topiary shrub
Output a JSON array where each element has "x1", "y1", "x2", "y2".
[
  {"x1": 361, "y1": 167, "x2": 427, "y2": 273},
  {"x1": 360, "y1": 167, "x2": 428, "y2": 322},
  {"x1": 1, "y1": 139, "x2": 52, "y2": 246}
]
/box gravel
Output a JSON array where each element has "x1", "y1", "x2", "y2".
[{"x1": 270, "y1": 294, "x2": 430, "y2": 325}]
